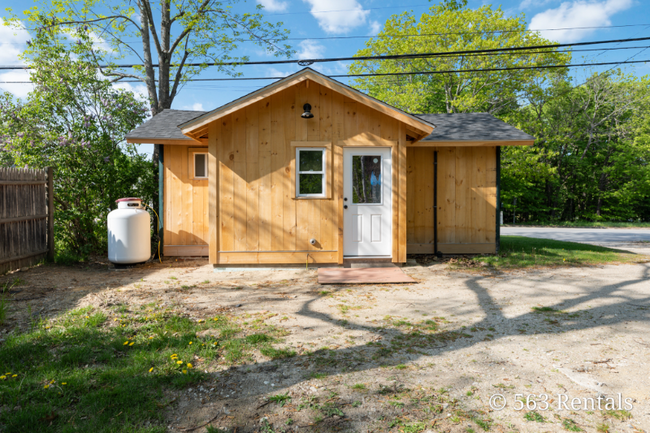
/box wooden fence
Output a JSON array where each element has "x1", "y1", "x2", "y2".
[{"x1": 0, "y1": 167, "x2": 54, "y2": 274}]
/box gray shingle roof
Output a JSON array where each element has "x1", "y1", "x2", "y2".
[
  {"x1": 416, "y1": 113, "x2": 535, "y2": 142},
  {"x1": 126, "y1": 109, "x2": 206, "y2": 142},
  {"x1": 126, "y1": 109, "x2": 534, "y2": 144}
]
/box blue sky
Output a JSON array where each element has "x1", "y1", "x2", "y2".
[{"x1": 1, "y1": 0, "x2": 649, "y2": 156}]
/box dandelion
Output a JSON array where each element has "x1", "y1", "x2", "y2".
[
  {"x1": 176, "y1": 361, "x2": 183, "y2": 365},
  {"x1": 149, "y1": 336, "x2": 154, "y2": 339},
  {"x1": 44, "y1": 384, "x2": 50, "y2": 389},
  {"x1": 213, "y1": 318, "x2": 219, "y2": 321},
  {"x1": 11, "y1": 375, "x2": 17, "y2": 378},
  {"x1": 129, "y1": 342, "x2": 134, "y2": 346},
  {"x1": 149, "y1": 367, "x2": 154, "y2": 373},
  {"x1": 187, "y1": 363, "x2": 193, "y2": 368},
  {"x1": 61, "y1": 382, "x2": 67, "y2": 385},
  {"x1": 114, "y1": 318, "x2": 119, "y2": 321},
  {"x1": 0, "y1": 376, "x2": 5, "y2": 380},
  {"x1": 123, "y1": 341, "x2": 129, "y2": 345},
  {"x1": 5, "y1": 372, "x2": 11, "y2": 375},
  {"x1": 213, "y1": 342, "x2": 218, "y2": 346},
  {"x1": 188, "y1": 341, "x2": 192, "y2": 345},
  {"x1": 182, "y1": 369, "x2": 187, "y2": 374}
]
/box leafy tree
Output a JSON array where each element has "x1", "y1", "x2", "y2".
[
  {"x1": 0, "y1": 28, "x2": 156, "y2": 258},
  {"x1": 5, "y1": 0, "x2": 293, "y2": 181},
  {"x1": 349, "y1": 5, "x2": 570, "y2": 115},
  {"x1": 503, "y1": 71, "x2": 650, "y2": 222}
]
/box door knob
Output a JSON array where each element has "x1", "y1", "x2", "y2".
[
  {"x1": 344, "y1": 205, "x2": 348, "y2": 209},
  {"x1": 344, "y1": 197, "x2": 348, "y2": 201}
]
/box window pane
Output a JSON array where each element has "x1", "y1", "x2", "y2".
[
  {"x1": 299, "y1": 173, "x2": 323, "y2": 195},
  {"x1": 352, "y1": 155, "x2": 381, "y2": 204},
  {"x1": 195, "y1": 154, "x2": 206, "y2": 177},
  {"x1": 299, "y1": 150, "x2": 323, "y2": 172}
]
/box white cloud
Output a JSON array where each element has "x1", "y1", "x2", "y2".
[
  {"x1": 181, "y1": 102, "x2": 205, "y2": 111},
  {"x1": 297, "y1": 40, "x2": 326, "y2": 60},
  {"x1": 257, "y1": 0, "x2": 289, "y2": 12},
  {"x1": 112, "y1": 81, "x2": 149, "y2": 102},
  {"x1": 0, "y1": 19, "x2": 33, "y2": 99},
  {"x1": 266, "y1": 67, "x2": 292, "y2": 77},
  {"x1": 529, "y1": 0, "x2": 634, "y2": 42},
  {"x1": 0, "y1": 70, "x2": 33, "y2": 99},
  {"x1": 368, "y1": 20, "x2": 382, "y2": 36},
  {"x1": 302, "y1": 0, "x2": 370, "y2": 34}
]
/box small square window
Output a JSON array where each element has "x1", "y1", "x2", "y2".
[
  {"x1": 296, "y1": 148, "x2": 326, "y2": 197},
  {"x1": 194, "y1": 153, "x2": 207, "y2": 179}
]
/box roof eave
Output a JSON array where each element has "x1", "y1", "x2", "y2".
[
  {"x1": 179, "y1": 68, "x2": 434, "y2": 137},
  {"x1": 408, "y1": 139, "x2": 535, "y2": 147}
]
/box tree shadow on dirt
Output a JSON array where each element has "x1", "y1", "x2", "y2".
[{"x1": 179, "y1": 263, "x2": 650, "y2": 431}]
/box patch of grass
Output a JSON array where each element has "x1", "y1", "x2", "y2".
[
  {"x1": 260, "y1": 347, "x2": 296, "y2": 359},
  {"x1": 506, "y1": 221, "x2": 650, "y2": 228},
  {"x1": 351, "y1": 383, "x2": 367, "y2": 390},
  {"x1": 0, "y1": 306, "x2": 288, "y2": 432},
  {"x1": 562, "y1": 418, "x2": 583, "y2": 431},
  {"x1": 268, "y1": 393, "x2": 291, "y2": 406},
  {"x1": 532, "y1": 306, "x2": 561, "y2": 313},
  {"x1": 307, "y1": 372, "x2": 328, "y2": 380},
  {"x1": 596, "y1": 423, "x2": 610, "y2": 433},
  {"x1": 471, "y1": 236, "x2": 644, "y2": 269},
  {"x1": 524, "y1": 411, "x2": 546, "y2": 423},
  {"x1": 602, "y1": 409, "x2": 632, "y2": 420}
]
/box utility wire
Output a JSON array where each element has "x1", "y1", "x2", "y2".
[
  {"x1": 2, "y1": 59, "x2": 648, "y2": 84},
  {"x1": 6, "y1": 23, "x2": 650, "y2": 46},
  {"x1": 2, "y1": 35, "x2": 649, "y2": 70}
]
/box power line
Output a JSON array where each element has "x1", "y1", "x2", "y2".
[
  {"x1": 8, "y1": 22, "x2": 650, "y2": 46},
  {"x1": 2, "y1": 35, "x2": 649, "y2": 70},
  {"x1": 2, "y1": 59, "x2": 648, "y2": 84}
]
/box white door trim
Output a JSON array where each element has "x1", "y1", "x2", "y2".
[{"x1": 343, "y1": 147, "x2": 392, "y2": 257}]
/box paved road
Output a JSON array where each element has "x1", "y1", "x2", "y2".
[{"x1": 501, "y1": 226, "x2": 650, "y2": 243}]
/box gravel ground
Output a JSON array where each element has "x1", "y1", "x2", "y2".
[{"x1": 1, "y1": 259, "x2": 649, "y2": 432}]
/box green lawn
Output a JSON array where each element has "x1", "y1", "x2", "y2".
[
  {"x1": 0, "y1": 305, "x2": 293, "y2": 432},
  {"x1": 504, "y1": 221, "x2": 650, "y2": 228},
  {"x1": 472, "y1": 236, "x2": 647, "y2": 269}
]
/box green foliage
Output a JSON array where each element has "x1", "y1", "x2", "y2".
[
  {"x1": 6, "y1": 0, "x2": 292, "y2": 114},
  {"x1": 0, "y1": 28, "x2": 156, "y2": 259},
  {"x1": 349, "y1": 5, "x2": 569, "y2": 115},
  {"x1": 503, "y1": 71, "x2": 650, "y2": 223}
]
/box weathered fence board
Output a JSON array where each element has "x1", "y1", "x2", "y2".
[{"x1": 0, "y1": 167, "x2": 54, "y2": 274}]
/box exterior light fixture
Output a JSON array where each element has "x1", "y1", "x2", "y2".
[{"x1": 301, "y1": 103, "x2": 314, "y2": 119}]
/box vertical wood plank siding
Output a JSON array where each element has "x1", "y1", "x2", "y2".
[
  {"x1": 406, "y1": 146, "x2": 497, "y2": 254},
  {"x1": 163, "y1": 146, "x2": 209, "y2": 249},
  {"x1": 0, "y1": 167, "x2": 52, "y2": 273},
  {"x1": 191, "y1": 79, "x2": 409, "y2": 264}
]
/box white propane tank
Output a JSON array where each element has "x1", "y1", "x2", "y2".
[{"x1": 108, "y1": 198, "x2": 151, "y2": 264}]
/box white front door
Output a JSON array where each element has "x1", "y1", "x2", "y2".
[{"x1": 343, "y1": 148, "x2": 392, "y2": 257}]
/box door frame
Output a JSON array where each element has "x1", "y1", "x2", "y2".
[{"x1": 342, "y1": 146, "x2": 393, "y2": 258}]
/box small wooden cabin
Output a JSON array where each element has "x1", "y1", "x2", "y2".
[{"x1": 126, "y1": 68, "x2": 534, "y2": 266}]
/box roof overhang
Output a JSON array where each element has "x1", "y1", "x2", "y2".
[
  {"x1": 179, "y1": 68, "x2": 435, "y2": 142},
  {"x1": 125, "y1": 137, "x2": 206, "y2": 146},
  {"x1": 408, "y1": 139, "x2": 534, "y2": 147}
]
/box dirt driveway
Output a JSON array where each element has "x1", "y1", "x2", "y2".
[{"x1": 2, "y1": 259, "x2": 650, "y2": 432}]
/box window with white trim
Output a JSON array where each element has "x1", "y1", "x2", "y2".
[
  {"x1": 296, "y1": 148, "x2": 326, "y2": 197},
  {"x1": 194, "y1": 152, "x2": 208, "y2": 179}
]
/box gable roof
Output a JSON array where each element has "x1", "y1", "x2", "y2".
[
  {"x1": 126, "y1": 109, "x2": 207, "y2": 145},
  {"x1": 179, "y1": 67, "x2": 435, "y2": 141},
  {"x1": 416, "y1": 113, "x2": 534, "y2": 144}
]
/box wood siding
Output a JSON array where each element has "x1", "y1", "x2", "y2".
[
  {"x1": 209, "y1": 79, "x2": 407, "y2": 265},
  {"x1": 163, "y1": 145, "x2": 210, "y2": 252},
  {"x1": 407, "y1": 146, "x2": 497, "y2": 254}
]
